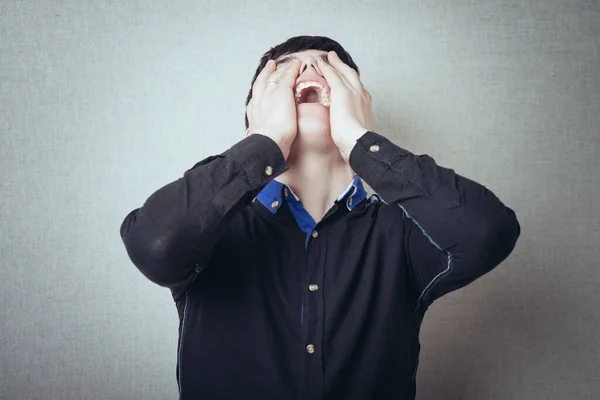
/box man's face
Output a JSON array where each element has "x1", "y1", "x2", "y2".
[{"x1": 275, "y1": 50, "x2": 331, "y2": 136}]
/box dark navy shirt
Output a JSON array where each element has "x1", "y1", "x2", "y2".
[
  {"x1": 256, "y1": 175, "x2": 368, "y2": 326},
  {"x1": 120, "y1": 131, "x2": 520, "y2": 399},
  {"x1": 255, "y1": 174, "x2": 367, "y2": 247}
]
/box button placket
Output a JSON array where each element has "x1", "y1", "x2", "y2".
[{"x1": 303, "y1": 224, "x2": 326, "y2": 394}]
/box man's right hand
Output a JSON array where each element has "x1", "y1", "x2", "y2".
[{"x1": 245, "y1": 59, "x2": 302, "y2": 160}]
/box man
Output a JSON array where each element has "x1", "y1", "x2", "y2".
[{"x1": 120, "y1": 35, "x2": 520, "y2": 399}]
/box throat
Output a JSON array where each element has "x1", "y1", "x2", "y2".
[
  {"x1": 276, "y1": 156, "x2": 356, "y2": 223},
  {"x1": 303, "y1": 89, "x2": 320, "y2": 103}
]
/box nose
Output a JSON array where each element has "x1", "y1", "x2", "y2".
[{"x1": 300, "y1": 57, "x2": 320, "y2": 75}]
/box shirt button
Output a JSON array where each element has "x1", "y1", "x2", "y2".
[
  {"x1": 369, "y1": 144, "x2": 380, "y2": 152},
  {"x1": 311, "y1": 230, "x2": 319, "y2": 238},
  {"x1": 271, "y1": 200, "x2": 279, "y2": 208},
  {"x1": 283, "y1": 188, "x2": 289, "y2": 197},
  {"x1": 306, "y1": 344, "x2": 315, "y2": 354},
  {"x1": 309, "y1": 284, "x2": 319, "y2": 292},
  {"x1": 265, "y1": 166, "x2": 273, "y2": 175},
  {"x1": 348, "y1": 197, "x2": 353, "y2": 206}
]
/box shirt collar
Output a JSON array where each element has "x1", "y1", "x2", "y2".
[{"x1": 255, "y1": 175, "x2": 367, "y2": 214}]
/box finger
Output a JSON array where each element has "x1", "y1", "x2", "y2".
[
  {"x1": 252, "y1": 59, "x2": 276, "y2": 100},
  {"x1": 316, "y1": 57, "x2": 348, "y2": 89},
  {"x1": 278, "y1": 59, "x2": 302, "y2": 88},
  {"x1": 263, "y1": 60, "x2": 297, "y2": 92},
  {"x1": 327, "y1": 51, "x2": 362, "y2": 89}
]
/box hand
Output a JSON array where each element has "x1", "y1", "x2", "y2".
[
  {"x1": 245, "y1": 58, "x2": 303, "y2": 160},
  {"x1": 317, "y1": 51, "x2": 374, "y2": 162}
]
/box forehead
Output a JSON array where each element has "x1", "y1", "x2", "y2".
[{"x1": 275, "y1": 49, "x2": 328, "y2": 61}]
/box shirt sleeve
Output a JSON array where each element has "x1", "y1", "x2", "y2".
[
  {"x1": 119, "y1": 133, "x2": 288, "y2": 301},
  {"x1": 349, "y1": 131, "x2": 521, "y2": 312}
]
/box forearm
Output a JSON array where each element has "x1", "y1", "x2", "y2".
[
  {"x1": 349, "y1": 131, "x2": 520, "y2": 305},
  {"x1": 119, "y1": 133, "x2": 288, "y2": 291}
]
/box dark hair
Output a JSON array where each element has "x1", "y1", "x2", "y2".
[{"x1": 245, "y1": 35, "x2": 360, "y2": 129}]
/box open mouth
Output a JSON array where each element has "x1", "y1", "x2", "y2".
[{"x1": 294, "y1": 81, "x2": 330, "y2": 107}]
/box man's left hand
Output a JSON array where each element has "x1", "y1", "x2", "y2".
[{"x1": 317, "y1": 51, "x2": 375, "y2": 162}]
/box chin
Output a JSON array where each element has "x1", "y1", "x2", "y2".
[{"x1": 296, "y1": 103, "x2": 330, "y2": 137}]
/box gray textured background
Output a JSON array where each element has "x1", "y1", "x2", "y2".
[{"x1": 1, "y1": 0, "x2": 599, "y2": 399}]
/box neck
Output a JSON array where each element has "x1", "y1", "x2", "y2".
[{"x1": 275, "y1": 133, "x2": 355, "y2": 223}]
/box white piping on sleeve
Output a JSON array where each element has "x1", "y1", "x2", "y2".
[
  {"x1": 178, "y1": 292, "x2": 190, "y2": 399},
  {"x1": 397, "y1": 203, "x2": 454, "y2": 312}
]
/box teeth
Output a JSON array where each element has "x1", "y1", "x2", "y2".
[
  {"x1": 294, "y1": 81, "x2": 330, "y2": 106},
  {"x1": 294, "y1": 81, "x2": 324, "y2": 93}
]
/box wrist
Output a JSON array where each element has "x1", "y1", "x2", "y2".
[
  {"x1": 273, "y1": 136, "x2": 293, "y2": 160},
  {"x1": 337, "y1": 129, "x2": 367, "y2": 161}
]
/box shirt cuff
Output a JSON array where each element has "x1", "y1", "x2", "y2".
[
  {"x1": 349, "y1": 131, "x2": 413, "y2": 191},
  {"x1": 222, "y1": 133, "x2": 289, "y2": 188},
  {"x1": 349, "y1": 131, "x2": 459, "y2": 208}
]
